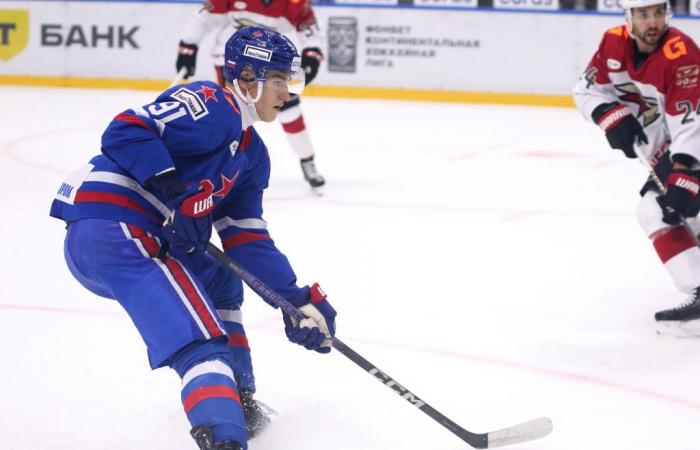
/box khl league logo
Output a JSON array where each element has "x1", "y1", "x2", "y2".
[{"x1": 0, "y1": 9, "x2": 29, "y2": 61}]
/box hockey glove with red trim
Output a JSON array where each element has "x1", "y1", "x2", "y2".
[
  {"x1": 162, "y1": 180, "x2": 215, "y2": 253},
  {"x1": 176, "y1": 41, "x2": 199, "y2": 79},
  {"x1": 593, "y1": 102, "x2": 648, "y2": 159},
  {"x1": 657, "y1": 169, "x2": 700, "y2": 225},
  {"x1": 283, "y1": 283, "x2": 337, "y2": 353},
  {"x1": 301, "y1": 47, "x2": 323, "y2": 85}
]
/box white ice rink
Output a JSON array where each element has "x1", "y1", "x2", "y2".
[{"x1": 2, "y1": 85, "x2": 700, "y2": 450}]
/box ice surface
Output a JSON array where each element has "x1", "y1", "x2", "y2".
[{"x1": 1, "y1": 86, "x2": 699, "y2": 450}]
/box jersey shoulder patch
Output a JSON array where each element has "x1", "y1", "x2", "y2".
[
  {"x1": 170, "y1": 87, "x2": 210, "y2": 121},
  {"x1": 606, "y1": 25, "x2": 628, "y2": 38}
]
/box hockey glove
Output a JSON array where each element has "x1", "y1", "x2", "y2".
[
  {"x1": 657, "y1": 169, "x2": 700, "y2": 225},
  {"x1": 283, "y1": 283, "x2": 336, "y2": 353},
  {"x1": 593, "y1": 102, "x2": 647, "y2": 158},
  {"x1": 301, "y1": 47, "x2": 323, "y2": 85},
  {"x1": 162, "y1": 180, "x2": 215, "y2": 254},
  {"x1": 176, "y1": 41, "x2": 199, "y2": 79}
]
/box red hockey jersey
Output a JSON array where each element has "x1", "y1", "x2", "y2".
[
  {"x1": 573, "y1": 25, "x2": 700, "y2": 164},
  {"x1": 182, "y1": 0, "x2": 322, "y2": 63}
]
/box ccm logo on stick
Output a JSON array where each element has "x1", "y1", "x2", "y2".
[{"x1": 369, "y1": 368, "x2": 426, "y2": 407}]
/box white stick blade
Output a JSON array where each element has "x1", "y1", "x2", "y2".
[{"x1": 487, "y1": 417, "x2": 553, "y2": 448}]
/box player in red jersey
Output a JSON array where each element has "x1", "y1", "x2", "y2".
[
  {"x1": 176, "y1": 0, "x2": 326, "y2": 192},
  {"x1": 573, "y1": 0, "x2": 700, "y2": 328}
]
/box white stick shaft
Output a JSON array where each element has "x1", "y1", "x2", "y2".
[{"x1": 169, "y1": 67, "x2": 188, "y2": 88}]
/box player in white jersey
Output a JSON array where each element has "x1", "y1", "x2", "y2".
[
  {"x1": 176, "y1": 0, "x2": 326, "y2": 192},
  {"x1": 573, "y1": 0, "x2": 700, "y2": 328}
]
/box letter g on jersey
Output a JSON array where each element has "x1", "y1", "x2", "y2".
[{"x1": 664, "y1": 36, "x2": 688, "y2": 60}]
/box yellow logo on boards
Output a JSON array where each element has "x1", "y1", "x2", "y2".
[{"x1": 0, "y1": 10, "x2": 29, "y2": 61}]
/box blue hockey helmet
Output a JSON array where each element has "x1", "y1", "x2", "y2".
[{"x1": 223, "y1": 26, "x2": 304, "y2": 93}]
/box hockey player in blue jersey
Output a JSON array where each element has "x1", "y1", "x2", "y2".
[{"x1": 50, "y1": 26, "x2": 337, "y2": 450}]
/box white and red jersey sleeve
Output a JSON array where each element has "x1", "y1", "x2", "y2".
[
  {"x1": 572, "y1": 25, "x2": 630, "y2": 125},
  {"x1": 181, "y1": 3, "x2": 229, "y2": 45},
  {"x1": 285, "y1": 0, "x2": 322, "y2": 49}
]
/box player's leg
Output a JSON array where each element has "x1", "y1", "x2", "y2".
[
  {"x1": 277, "y1": 96, "x2": 326, "y2": 188},
  {"x1": 64, "y1": 219, "x2": 248, "y2": 449},
  {"x1": 171, "y1": 339, "x2": 246, "y2": 450},
  {"x1": 637, "y1": 191, "x2": 700, "y2": 321},
  {"x1": 204, "y1": 261, "x2": 271, "y2": 438}
]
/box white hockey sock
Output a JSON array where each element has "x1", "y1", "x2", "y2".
[
  {"x1": 278, "y1": 106, "x2": 315, "y2": 160},
  {"x1": 638, "y1": 191, "x2": 700, "y2": 292}
]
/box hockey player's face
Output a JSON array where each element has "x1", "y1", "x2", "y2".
[
  {"x1": 253, "y1": 71, "x2": 292, "y2": 122},
  {"x1": 631, "y1": 5, "x2": 668, "y2": 50}
]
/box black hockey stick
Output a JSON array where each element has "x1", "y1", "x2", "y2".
[{"x1": 206, "y1": 243, "x2": 553, "y2": 448}]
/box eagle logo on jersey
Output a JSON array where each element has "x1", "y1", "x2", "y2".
[
  {"x1": 614, "y1": 82, "x2": 660, "y2": 127},
  {"x1": 233, "y1": 18, "x2": 274, "y2": 32}
]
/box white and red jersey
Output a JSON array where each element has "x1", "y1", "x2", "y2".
[
  {"x1": 573, "y1": 25, "x2": 700, "y2": 165},
  {"x1": 182, "y1": 0, "x2": 322, "y2": 64}
]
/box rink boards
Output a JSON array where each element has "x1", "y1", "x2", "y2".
[{"x1": 2, "y1": 1, "x2": 700, "y2": 104}]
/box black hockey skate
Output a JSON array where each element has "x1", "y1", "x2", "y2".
[
  {"x1": 240, "y1": 389, "x2": 272, "y2": 439},
  {"x1": 190, "y1": 425, "x2": 243, "y2": 450},
  {"x1": 300, "y1": 156, "x2": 325, "y2": 191},
  {"x1": 655, "y1": 288, "x2": 700, "y2": 322}
]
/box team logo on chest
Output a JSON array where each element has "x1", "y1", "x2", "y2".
[{"x1": 614, "y1": 82, "x2": 660, "y2": 127}]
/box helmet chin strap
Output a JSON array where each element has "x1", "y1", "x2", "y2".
[{"x1": 232, "y1": 79, "x2": 265, "y2": 125}]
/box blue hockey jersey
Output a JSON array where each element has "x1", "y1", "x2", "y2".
[{"x1": 50, "y1": 81, "x2": 307, "y2": 307}]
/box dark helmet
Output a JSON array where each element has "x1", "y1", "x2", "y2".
[{"x1": 223, "y1": 26, "x2": 299, "y2": 83}]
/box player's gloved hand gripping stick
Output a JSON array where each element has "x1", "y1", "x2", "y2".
[
  {"x1": 282, "y1": 282, "x2": 336, "y2": 353},
  {"x1": 205, "y1": 243, "x2": 553, "y2": 448},
  {"x1": 634, "y1": 143, "x2": 700, "y2": 248}
]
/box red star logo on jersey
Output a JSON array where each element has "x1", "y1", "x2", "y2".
[
  {"x1": 213, "y1": 171, "x2": 239, "y2": 198},
  {"x1": 196, "y1": 85, "x2": 219, "y2": 103}
]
